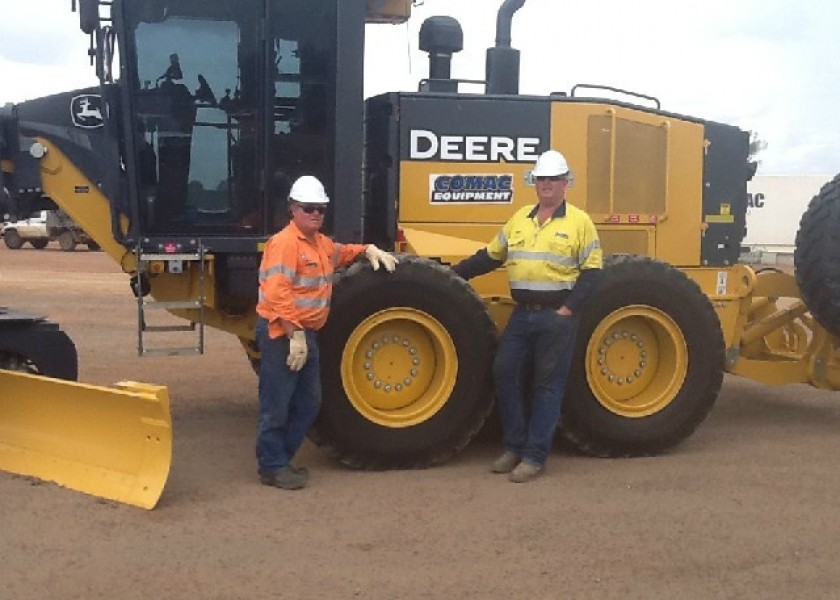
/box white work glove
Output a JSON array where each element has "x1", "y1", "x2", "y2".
[
  {"x1": 365, "y1": 244, "x2": 398, "y2": 273},
  {"x1": 286, "y1": 330, "x2": 308, "y2": 372}
]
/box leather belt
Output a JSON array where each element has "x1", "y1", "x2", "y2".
[{"x1": 519, "y1": 303, "x2": 560, "y2": 311}]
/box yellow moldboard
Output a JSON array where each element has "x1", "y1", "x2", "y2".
[{"x1": 0, "y1": 371, "x2": 172, "y2": 509}]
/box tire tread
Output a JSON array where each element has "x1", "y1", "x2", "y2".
[{"x1": 795, "y1": 174, "x2": 840, "y2": 337}]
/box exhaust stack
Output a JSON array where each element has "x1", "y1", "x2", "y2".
[
  {"x1": 486, "y1": 0, "x2": 527, "y2": 95},
  {"x1": 419, "y1": 16, "x2": 464, "y2": 93}
]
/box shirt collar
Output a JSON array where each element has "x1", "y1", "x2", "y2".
[
  {"x1": 288, "y1": 220, "x2": 320, "y2": 243},
  {"x1": 527, "y1": 201, "x2": 566, "y2": 220}
]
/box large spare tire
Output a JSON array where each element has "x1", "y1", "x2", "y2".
[
  {"x1": 311, "y1": 254, "x2": 497, "y2": 469},
  {"x1": 561, "y1": 256, "x2": 724, "y2": 457},
  {"x1": 794, "y1": 173, "x2": 840, "y2": 338}
]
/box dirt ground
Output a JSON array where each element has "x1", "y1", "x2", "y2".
[{"x1": 2, "y1": 244, "x2": 840, "y2": 600}]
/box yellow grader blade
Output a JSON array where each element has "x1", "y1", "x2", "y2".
[{"x1": 0, "y1": 370, "x2": 172, "y2": 509}]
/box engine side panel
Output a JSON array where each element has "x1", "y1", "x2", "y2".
[
  {"x1": 370, "y1": 92, "x2": 550, "y2": 248},
  {"x1": 550, "y1": 100, "x2": 707, "y2": 267},
  {"x1": 701, "y1": 121, "x2": 750, "y2": 265}
]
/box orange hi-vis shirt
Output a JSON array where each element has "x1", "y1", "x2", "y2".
[{"x1": 257, "y1": 221, "x2": 367, "y2": 338}]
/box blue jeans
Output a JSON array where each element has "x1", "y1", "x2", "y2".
[
  {"x1": 493, "y1": 306, "x2": 578, "y2": 466},
  {"x1": 255, "y1": 317, "x2": 321, "y2": 474}
]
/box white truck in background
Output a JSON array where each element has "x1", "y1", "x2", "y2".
[
  {"x1": 743, "y1": 175, "x2": 833, "y2": 264},
  {"x1": 3, "y1": 209, "x2": 98, "y2": 251}
]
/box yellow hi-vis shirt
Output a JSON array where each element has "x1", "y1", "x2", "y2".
[{"x1": 487, "y1": 202, "x2": 602, "y2": 300}]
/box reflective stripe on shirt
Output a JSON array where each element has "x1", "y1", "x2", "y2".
[
  {"x1": 295, "y1": 296, "x2": 330, "y2": 309},
  {"x1": 256, "y1": 221, "x2": 367, "y2": 337},
  {"x1": 509, "y1": 279, "x2": 576, "y2": 291},
  {"x1": 485, "y1": 202, "x2": 603, "y2": 290},
  {"x1": 508, "y1": 250, "x2": 577, "y2": 268}
]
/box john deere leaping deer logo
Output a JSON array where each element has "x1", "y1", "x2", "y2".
[{"x1": 70, "y1": 94, "x2": 104, "y2": 129}]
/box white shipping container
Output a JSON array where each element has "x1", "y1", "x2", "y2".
[{"x1": 744, "y1": 175, "x2": 832, "y2": 253}]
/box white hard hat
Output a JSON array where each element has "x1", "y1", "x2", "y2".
[
  {"x1": 531, "y1": 150, "x2": 570, "y2": 177},
  {"x1": 289, "y1": 175, "x2": 330, "y2": 204}
]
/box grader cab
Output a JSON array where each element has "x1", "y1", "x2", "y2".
[{"x1": 1, "y1": 0, "x2": 839, "y2": 504}]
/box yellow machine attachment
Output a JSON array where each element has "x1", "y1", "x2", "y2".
[
  {"x1": 0, "y1": 371, "x2": 172, "y2": 509},
  {"x1": 726, "y1": 269, "x2": 840, "y2": 389}
]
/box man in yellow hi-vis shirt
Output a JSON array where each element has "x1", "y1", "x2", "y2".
[{"x1": 453, "y1": 150, "x2": 602, "y2": 483}]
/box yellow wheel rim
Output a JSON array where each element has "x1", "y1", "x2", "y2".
[
  {"x1": 585, "y1": 305, "x2": 688, "y2": 418},
  {"x1": 341, "y1": 308, "x2": 458, "y2": 428}
]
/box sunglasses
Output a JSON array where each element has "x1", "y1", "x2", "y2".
[
  {"x1": 297, "y1": 204, "x2": 328, "y2": 214},
  {"x1": 535, "y1": 175, "x2": 566, "y2": 182}
]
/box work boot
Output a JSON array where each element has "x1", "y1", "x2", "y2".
[
  {"x1": 259, "y1": 466, "x2": 308, "y2": 490},
  {"x1": 491, "y1": 451, "x2": 521, "y2": 474},
  {"x1": 509, "y1": 460, "x2": 544, "y2": 483},
  {"x1": 289, "y1": 464, "x2": 309, "y2": 477}
]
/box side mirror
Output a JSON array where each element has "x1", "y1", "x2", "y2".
[{"x1": 79, "y1": 0, "x2": 100, "y2": 34}]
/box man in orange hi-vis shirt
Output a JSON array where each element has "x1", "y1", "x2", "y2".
[{"x1": 256, "y1": 175, "x2": 398, "y2": 490}]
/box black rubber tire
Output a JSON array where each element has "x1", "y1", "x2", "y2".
[
  {"x1": 4, "y1": 229, "x2": 23, "y2": 250},
  {"x1": 561, "y1": 256, "x2": 724, "y2": 457},
  {"x1": 311, "y1": 254, "x2": 497, "y2": 469},
  {"x1": 794, "y1": 173, "x2": 840, "y2": 337},
  {"x1": 30, "y1": 238, "x2": 49, "y2": 249},
  {"x1": 58, "y1": 231, "x2": 76, "y2": 252},
  {"x1": 0, "y1": 318, "x2": 78, "y2": 380}
]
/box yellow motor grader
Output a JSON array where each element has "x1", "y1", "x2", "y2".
[{"x1": 1, "y1": 0, "x2": 838, "y2": 505}]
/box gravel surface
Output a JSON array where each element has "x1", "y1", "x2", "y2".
[{"x1": 2, "y1": 245, "x2": 840, "y2": 600}]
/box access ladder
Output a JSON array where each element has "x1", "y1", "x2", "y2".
[{"x1": 135, "y1": 246, "x2": 206, "y2": 356}]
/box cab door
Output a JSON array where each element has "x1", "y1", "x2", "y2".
[{"x1": 124, "y1": 1, "x2": 264, "y2": 235}]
